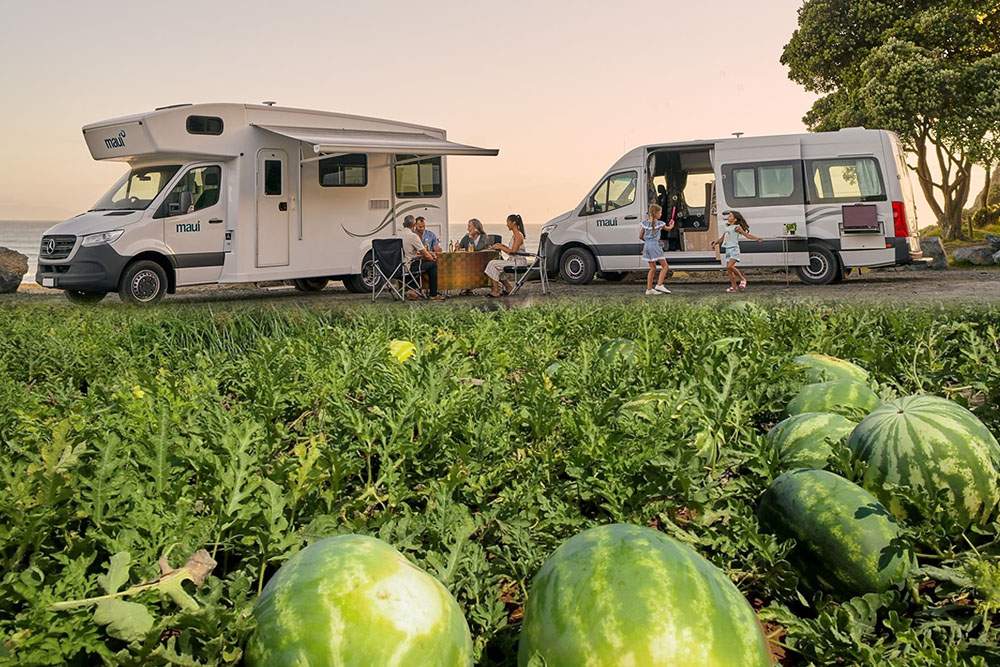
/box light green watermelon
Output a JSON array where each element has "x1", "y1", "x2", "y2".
[
  {"x1": 597, "y1": 338, "x2": 638, "y2": 365},
  {"x1": 847, "y1": 395, "x2": 1000, "y2": 527},
  {"x1": 246, "y1": 535, "x2": 473, "y2": 667},
  {"x1": 794, "y1": 353, "x2": 870, "y2": 384},
  {"x1": 787, "y1": 380, "x2": 880, "y2": 420},
  {"x1": 766, "y1": 412, "x2": 857, "y2": 469},
  {"x1": 757, "y1": 469, "x2": 912, "y2": 595},
  {"x1": 517, "y1": 524, "x2": 771, "y2": 667}
]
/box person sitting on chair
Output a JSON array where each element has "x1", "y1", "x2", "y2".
[
  {"x1": 401, "y1": 218, "x2": 444, "y2": 301},
  {"x1": 414, "y1": 216, "x2": 441, "y2": 256},
  {"x1": 484, "y1": 214, "x2": 528, "y2": 297},
  {"x1": 458, "y1": 218, "x2": 490, "y2": 251}
]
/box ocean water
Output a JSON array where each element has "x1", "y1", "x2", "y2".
[
  {"x1": 0, "y1": 220, "x2": 53, "y2": 282},
  {"x1": 0, "y1": 220, "x2": 543, "y2": 283}
]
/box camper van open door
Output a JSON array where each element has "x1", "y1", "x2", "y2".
[
  {"x1": 256, "y1": 149, "x2": 290, "y2": 268},
  {"x1": 714, "y1": 136, "x2": 808, "y2": 269}
]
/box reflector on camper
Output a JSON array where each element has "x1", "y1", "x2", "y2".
[{"x1": 253, "y1": 125, "x2": 499, "y2": 157}]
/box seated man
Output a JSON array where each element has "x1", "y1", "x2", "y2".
[
  {"x1": 401, "y1": 218, "x2": 443, "y2": 301},
  {"x1": 414, "y1": 216, "x2": 441, "y2": 255}
]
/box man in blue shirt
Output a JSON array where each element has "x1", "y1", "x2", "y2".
[{"x1": 415, "y1": 217, "x2": 441, "y2": 255}]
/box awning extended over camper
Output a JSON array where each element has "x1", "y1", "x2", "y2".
[{"x1": 253, "y1": 124, "x2": 499, "y2": 158}]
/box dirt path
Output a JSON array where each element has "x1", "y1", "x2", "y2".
[{"x1": 4, "y1": 268, "x2": 999, "y2": 308}]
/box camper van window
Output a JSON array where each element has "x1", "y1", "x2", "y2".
[
  {"x1": 807, "y1": 158, "x2": 885, "y2": 203},
  {"x1": 90, "y1": 165, "x2": 181, "y2": 212},
  {"x1": 722, "y1": 161, "x2": 804, "y2": 208},
  {"x1": 581, "y1": 171, "x2": 636, "y2": 215},
  {"x1": 186, "y1": 116, "x2": 224, "y2": 135},
  {"x1": 758, "y1": 165, "x2": 796, "y2": 198},
  {"x1": 395, "y1": 156, "x2": 442, "y2": 198},
  {"x1": 733, "y1": 169, "x2": 756, "y2": 198},
  {"x1": 319, "y1": 154, "x2": 368, "y2": 187},
  {"x1": 155, "y1": 166, "x2": 222, "y2": 218},
  {"x1": 264, "y1": 160, "x2": 282, "y2": 196}
]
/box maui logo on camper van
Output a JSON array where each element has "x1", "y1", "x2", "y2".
[
  {"x1": 176, "y1": 222, "x2": 201, "y2": 233},
  {"x1": 103, "y1": 130, "x2": 127, "y2": 150}
]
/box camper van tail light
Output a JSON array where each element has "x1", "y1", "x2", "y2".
[
  {"x1": 81, "y1": 229, "x2": 124, "y2": 247},
  {"x1": 892, "y1": 201, "x2": 909, "y2": 238}
]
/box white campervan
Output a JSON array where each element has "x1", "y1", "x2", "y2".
[
  {"x1": 540, "y1": 129, "x2": 924, "y2": 285},
  {"x1": 35, "y1": 103, "x2": 497, "y2": 303}
]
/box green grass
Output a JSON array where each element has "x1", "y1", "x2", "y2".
[{"x1": 1, "y1": 302, "x2": 999, "y2": 665}]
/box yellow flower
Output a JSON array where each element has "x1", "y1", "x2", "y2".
[
  {"x1": 388, "y1": 340, "x2": 416, "y2": 364},
  {"x1": 132, "y1": 386, "x2": 146, "y2": 399}
]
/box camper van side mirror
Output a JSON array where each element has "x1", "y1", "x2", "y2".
[{"x1": 167, "y1": 202, "x2": 182, "y2": 215}]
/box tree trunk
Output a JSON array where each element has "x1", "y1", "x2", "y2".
[{"x1": 913, "y1": 132, "x2": 975, "y2": 241}]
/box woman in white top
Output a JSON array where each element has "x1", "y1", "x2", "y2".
[
  {"x1": 485, "y1": 214, "x2": 528, "y2": 297},
  {"x1": 711, "y1": 210, "x2": 762, "y2": 292}
]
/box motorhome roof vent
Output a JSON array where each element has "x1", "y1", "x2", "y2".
[
  {"x1": 732, "y1": 132, "x2": 744, "y2": 138},
  {"x1": 262, "y1": 101, "x2": 277, "y2": 106},
  {"x1": 154, "y1": 103, "x2": 193, "y2": 111}
]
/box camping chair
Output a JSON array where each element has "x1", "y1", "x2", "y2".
[
  {"x1": 487, "y1": 234, "x2": 503, "y2": 246},
  {"x1": 503, "y1": 243, "x2": 549, "y2": 296},
  {"x1": 371, "y1": 238, "x2": 413, "y2": 302}
]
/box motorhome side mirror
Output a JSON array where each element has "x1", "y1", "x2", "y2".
[{"x1": 167, "y1": 202, "x2": 182, "y2": 215}]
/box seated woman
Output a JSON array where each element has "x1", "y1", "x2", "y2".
[
  {"x1": 458, "y1": 218, "x2": 490, "y2": 251},
  {"x1": 484, "y1": 214, "x2": 529, "y2": 297}
]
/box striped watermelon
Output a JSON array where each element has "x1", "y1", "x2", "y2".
[
  {"x1": 757, "y1": 469, "x2": 912, "y2": 595},
  {"x1": 847, "y1": 395, "x2": 1000, "y2": 527},
  {"x1": 517, "y1": 524, "x2": 771, "y2": 667},
  {"x1": 246, "y1": 535, "x2": 473, "y2": 667},
  {"x1": 794, "y1": 353, "x2": 870, "y2": 383},
  {"x1": 787, "y1": 380, "x2": 880, "y2": 420},
  {"x1": 597, "y1": 338, "x2": 638, "y2": 365},
  {"x1": 766, "y1": 412, "x2": 857, "y2": 470}
]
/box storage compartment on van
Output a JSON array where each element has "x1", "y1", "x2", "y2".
[{"x1": 647, "y1": 149, "x2": 717, "y2": 252}]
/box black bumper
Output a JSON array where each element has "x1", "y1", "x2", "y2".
[
  {"x1": 35, "y1": 244, "x2": 129, "y2": 293},
  {"x1": 889, "y1": 237, "x2": 921, "y2": 265}
]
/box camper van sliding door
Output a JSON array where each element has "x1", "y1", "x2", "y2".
[
  {"x1": 715, "y1": 138, "x2": 808, "y2": 268},
  {"x1": 256, "y1": 149, "x2": 290, "y2": 268}
]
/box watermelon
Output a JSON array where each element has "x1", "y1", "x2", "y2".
[
  {"x1": 246, "y1": 535, "x2": 473, "y2": 667},
  {"x1": 757, "y1": 469, "x2": 912, "y2": 595},
  {"x1": 766, "y1": 412, "x2": 857, "y2": 469},
  {"x1": 597, "y1": 338, "x2": 638, "y2": 365},
  {"x1": 847, "y1": 395, "x2": 1000, "y2": 527},
  {"x1": 787, "y1": 380, "x2": 880, "y2": 420},
  {"x1": 517, "y1": 524, "x2": 771, "y2": 667},
  {"x1": 794, "y1": 353, "x2": 870, "y2": 383}
]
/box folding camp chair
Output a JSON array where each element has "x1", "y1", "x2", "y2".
[
  {"x1": 503, "y1": 243, "x2": 549, "y2": 296},
  {"x1": 487, "y1": 234, "x2": 503, "y2": 246},
  {"x1": 371, "y1": 238, "x2": 414, "y2": 302}
]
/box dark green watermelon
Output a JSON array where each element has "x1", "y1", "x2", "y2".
[
  {"x1": 766, "y1": 412, "x2": 857, "y2": 470},
  {"x1": 786, "y1": 380, "x2": 880, "y2": 420}
]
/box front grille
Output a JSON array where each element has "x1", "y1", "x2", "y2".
[{"x1": 39, "y1": 235, "x2": 76, "y2": 260}]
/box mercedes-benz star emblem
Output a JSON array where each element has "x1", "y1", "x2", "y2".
[{"x1": 43, "y1": 238, "x2": 56, "y2": 255}]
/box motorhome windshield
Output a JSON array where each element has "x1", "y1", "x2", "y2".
[{"x1": 90, "y1": 165, "x2": 181, "y2": 211}]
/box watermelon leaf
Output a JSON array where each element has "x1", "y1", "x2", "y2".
[{"x1": 93, "y1": 599, "x2": 154, "y2": 643}]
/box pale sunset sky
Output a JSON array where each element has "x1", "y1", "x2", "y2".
[{"x1": 0, "y1": 0, "x2": 960, "y2": 227}]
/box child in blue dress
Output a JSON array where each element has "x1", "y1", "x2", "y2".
[
  {"x1": 711, "y1": 210, "x2": 762, "y2": 292},
  {"x1": 639, "y1": 203, "x2": 672, "y2": 295}
]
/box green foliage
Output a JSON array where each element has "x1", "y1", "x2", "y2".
[{"x1": 0, "y1": 302, "x2": 998, "y2": 665}]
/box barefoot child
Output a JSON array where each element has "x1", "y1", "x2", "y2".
[
  {"x1": 711, "y1": 210, "x2": 762, "y2": 292},
  {"x1": 640, "y1": 204, "x2": 672, "y2": 295}
]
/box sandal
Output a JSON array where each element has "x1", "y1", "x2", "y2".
[{"x1": 726, "y1": 287, "x2": 737, "y2": 293}]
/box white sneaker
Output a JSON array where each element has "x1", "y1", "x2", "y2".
[
  {"x1": 645, "y1": 289, "x2": 659, "y2": 296},
  {"x1": 654, "y1": 285, "x2": 672, "y2": 294}
]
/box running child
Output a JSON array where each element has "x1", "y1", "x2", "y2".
[
  {"x1": 711, "y1": 210, "x2": 762, "y2": 293},
  {"x1": 640, "y1": 203, "x2": 672, "y2": 295}
]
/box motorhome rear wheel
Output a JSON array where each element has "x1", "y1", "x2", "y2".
[
  {"x1": 292, "y1": 277, "x2": 329, "y2": 293},
  {"x1": 796, "y1": 245, "x2": 840, "y2": 285}
]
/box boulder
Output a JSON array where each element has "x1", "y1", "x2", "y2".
[
  {"x1": 0, "y1": 247, "x2": 29, "y2": 293},
  {"x1": 985, "y1": 234, "x2": 1000, "y2": 251},
  {"x1": 952, "y1": 245, "x2": 997, "y2": 266},
  {"x1": 994, "y1": 249, "x2": 1000, "y2": 265},
  {"x1": 919, "y1": 237, "x2": 949, "y2": 270}
]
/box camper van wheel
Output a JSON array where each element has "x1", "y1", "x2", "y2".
[
  {"x1": 598, "y1": 271, "x2": 629, "y2": 282},
  {"x1": 293, "y1": 277, "x2": 329, "y2": 293},
  {"x1": 64, "y1": 290, "x2": 107, "y2": 305},
  {"x1": 119, "y1": 260, "x2": 168, "y2": 305},
  {"x1": 559, "y1": 248, "x2": 596, "y2": 285},
  {"x1": 344, "y1": 252, "x2": 381, "y2": 293},
  {"x1": 795, "y1": 245, "x2": 839, "y2": 285}
]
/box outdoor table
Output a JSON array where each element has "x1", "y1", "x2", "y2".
[{"x1": 424, "y1": 250, "x2": 500, "y2": 293}]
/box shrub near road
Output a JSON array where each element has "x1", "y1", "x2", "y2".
[{"x1": 0, "y1": 303, "x2": 999, "y2": 665}]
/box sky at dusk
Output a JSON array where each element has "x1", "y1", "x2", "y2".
[{"x1": 0, "y1": 0, "x2": 968, "y2": 227}]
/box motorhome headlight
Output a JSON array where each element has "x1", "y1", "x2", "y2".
[
  {"x1": 81, "y1": 229, "x2": 125, "y2": 247},
  {"x1": 541, "y1": 223, "x2": 558, "y2": 234}
]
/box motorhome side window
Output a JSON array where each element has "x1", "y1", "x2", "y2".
[
  {"x1": 186, "y1": 116, "x2": 224, "y2": 135},
  {"x1": 394, "y1": 156, "x2": 442, "y2": 198},
  {"x1": 807, "y1": 158, "x2": 885, "y2": 203},
  {"x1": 582, "y1": 171, "x2": 636, "y2": 215},
  {"x1": 319, "y1": 154, "x2": 367, "y2": 187},
  {"x1": 722, "y1": 161, "x2": 802, "y2": 207},
  {"x1": 156, "y1": 166, "x2": 222, "y2": 218}
]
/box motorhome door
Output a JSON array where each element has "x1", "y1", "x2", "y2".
[
  {"x1": 714, "y1": 137, "x2": 808, "y2": 268},
  {"x1": 160, "y1": 164, "x2": 226, "y2": 285},
  {"x1": 581, "y1": 170, "x2": 641, "y2": 271},
  {"x1": 256, "y1": 149, "x2": 290, "y2": 267}
]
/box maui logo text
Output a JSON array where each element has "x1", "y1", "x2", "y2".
[
  {"x1": 175, "y1": 222, "x2": 201, "y2": 233},
  {"x1": 104, "y1": 130, "x2": 127, "y2": 150},
  {"x1": 596, "y1": 218, "x2": 618, "y2": 227}
]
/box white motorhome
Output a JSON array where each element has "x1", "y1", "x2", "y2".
[
  {"x1": 540, "y1": 129, "x2": 924, "y2": 285},
  {"x1": 35, "y1": 103, "x2": 497, "y2": 303}
]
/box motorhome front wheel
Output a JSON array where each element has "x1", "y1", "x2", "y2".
[
  {"x1": 559, "y1": 248, "x2": 596, "y2": 285},
  {"x1": 795, "y1": 245, "x2": 840, "y2": 286},
  {"x1": 119, "y1": 260, "x2": 168, "y2": 305}
]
